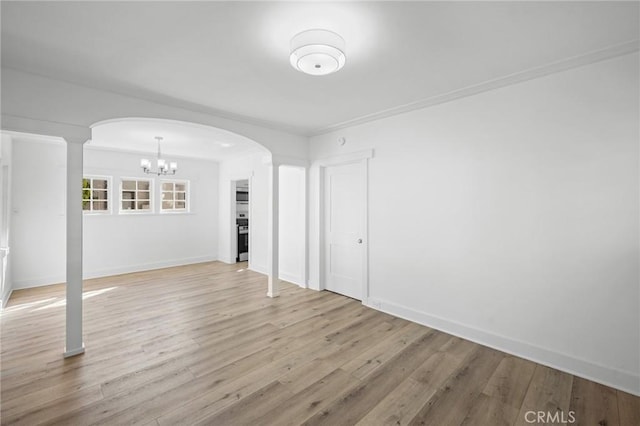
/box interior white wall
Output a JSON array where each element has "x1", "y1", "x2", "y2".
[
  {"x1": 309, "y1": 53, "x2": 640, "y2": 394},
  {"x1": 279, "y1": 166, "x2": 306, "y2": 287},
  {"x1": 10, "y1": 139, "x2": 219, "y2": 288},
  {"x1": 218, "y1": 153, "x2": 270, "y2": 273},
  {"x1": 0, "y1": 133, "x2": 14, "y2": 307}
]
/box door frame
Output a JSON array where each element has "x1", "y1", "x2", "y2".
[
  {"x1": 229, "y1": 175, "x2": 252, "y2": 265},
  {"x1": 318, "y1": 149, "x2": 373, "y2": 303}
]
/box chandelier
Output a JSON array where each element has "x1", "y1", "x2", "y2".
[{"x1": 140, "y1": 136, "x2": 177, "y2": 176}]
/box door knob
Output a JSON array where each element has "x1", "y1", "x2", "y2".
[{"x1": 357, "y1": 239, "x2": 363, "y2": 244}]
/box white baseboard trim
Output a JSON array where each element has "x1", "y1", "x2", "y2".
[
  {"x1": 13, "y1": 274, "x2": 66, "y2": 290},
  {"x1": 83, "y1": 255, "x2": 218, "y2": 280},
  {"x1": 279, "y1": 271, "x2": 306, "y2": 288},
  {"x1": 248, "y1": 264, "x2": 268, "y2": 275},
  {"x1": 2, "y1": 286, "x2": 13, "y2": 309},
  {"x1": 364, "y1": 297, "x2": 640, "y2": 396},
  {"x1": 63, "y1": 344, "x2": 85, "y2": 358},
  {"x1": 12, "y1": 255, "x2": 218, "y2": 289}
]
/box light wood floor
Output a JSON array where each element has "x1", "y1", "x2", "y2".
[{"x1": 1, "y1": 262, "x2": 638, "y2": 426}]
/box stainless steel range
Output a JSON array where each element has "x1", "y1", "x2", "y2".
[{"x1": 236, "y1": 212, "x2": 249, "y2": 262}]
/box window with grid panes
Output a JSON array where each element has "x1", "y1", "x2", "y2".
[
  {"x1": 161, "y1": 180, "x2": 188, "y2": 212},
  {"x1": 120, "y1": 179, "x2": 152, "y2": 212},
  {"x1": 82, "y1": 177, "x2": 110, "y2": 213}
]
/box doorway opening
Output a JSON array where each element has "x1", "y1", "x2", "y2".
[{"x1": 233, "y1": 179, "x2": 250, "y2": 263}]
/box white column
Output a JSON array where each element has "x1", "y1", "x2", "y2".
[
  {"x1": 64, "y1": 138, "x2": 86, "y2": 357},
  {"x1": 267, "y1": 162, "x2": 280, "y2": 297}
]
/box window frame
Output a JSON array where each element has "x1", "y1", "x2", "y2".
[
  {"x1": 82, "y1": 175, "x2": 111, "y2": 215},
  {"x1": 160, "y1": 179, "x2": 190, "y2": 213},
  {"x1": 119, "y1": 177, "x2": 154, "y2": 214}
]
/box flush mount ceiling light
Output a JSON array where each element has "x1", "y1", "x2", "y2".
[{"x1": 290, "y1": 29, "x2": 346, "y2": 76}]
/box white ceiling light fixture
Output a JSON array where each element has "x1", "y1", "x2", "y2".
[
  {"x1": 290, "y1": 29, "x2": 346, "y2": 76},
  {"x1": 140, "y1": 136, "x2": 177, "y2": 176}
]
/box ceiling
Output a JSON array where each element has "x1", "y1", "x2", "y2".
[
  {"x1": 89, "y1": 118, "x2": 268, "y2": 161},
  {"x1": 1, "y1": 1, "x2": 639, "y2": 136}
]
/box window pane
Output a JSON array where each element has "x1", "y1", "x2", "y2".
[
  {"x1": 83, "y1": 200, "x2": 91, "y2": 210},
  {"x1": 175, "y1": 201, "x2": 186, "y2": 209},
  {"x1": 122, "y1": 180, "x2": 136, "y2": 190},
  {"x1": 137, "y1": 201, "x2": 150, "y2": 210},
  {"x1": 162, "y1": 200, "x2": 174, "y2": 210},
  {"x1": 138, "y1": 191, "x2": 150, "y2": 200},
  {"x1": 162, "y1": 182, "x2": 173, "y2": 191},
  {"x1": 93, "y1": 190, "x2": 107, "y2": 200},
  {"x1": 93, "y1": 201, "x2": 107, "y2": 211},
  {"x1": 83, "y1": 178, "x2": 91, "y2": 188},
  {"x1": 122, "y1": 200, "x2": 134, "y2": 210},
  {"x1": 176, "y1": 192, "x2": 186, "y2": 200},
  {"x1": 137, "y1": 181, "x2": 150, "y2": 190},
  {"x1": 162, "y1": 191, "x2": 173, "y2": 200},
  {"x1": 122, "y1": 191, "x2": 135, "y2": 200},
  {"x1": 93, "y1": 179, "x2": 107, "y2": 189},
  {"x1": 83, "y1": 188, "x2": 91, "y2": 200},
  {"x1": 175, "y1": 183, "x2": 186, "y2": 191}
]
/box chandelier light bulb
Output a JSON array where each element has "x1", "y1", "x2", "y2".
[{"x1": 290, "y1": 29, "x2": 346, "y2": 76}]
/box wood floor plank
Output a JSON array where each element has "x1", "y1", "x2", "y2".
[
  {"x1": 514, "y1": 365, "x2": 574, "y2": 426},
  {"x1": 460, "y1": 393, "x2": 520, "y2": 426},
  {"x1": 482, "y1": 356, "x2": 537, "y2": 410},
  {"x1": 2, "y1": 261, "x2": 637, "y2": 425},
  {"x1": 408, "y1": 345, "x2": 505, "y2": 426},
  {"x1": 302, "y1": 329, "x2": 448, "y2": 426},
  {"x1": 569, "y1": 376, "x2": 620, "y2": 426},
  {"x1": 356, "y1": 349, "x2": 468, "y2": 426},
  {"x1": 617, "y1": 389, "x2": 640, "y2": 426},
  {"x1": 194, "y1": 380, "x2": 295, "y2": 426}
]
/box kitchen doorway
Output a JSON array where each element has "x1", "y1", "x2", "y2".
[{"x1": 233, "y1": 179, "x2": 249, "y2": 263}]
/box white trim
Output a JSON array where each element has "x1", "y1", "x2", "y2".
[
  {"x1": 1, "y1": 114, "x2": 91, "y2": 143},
  {"x1": 63, "y1": 345, "x2": 85, "y2": 358},
  {"x1": 316, "y1": 149, "x2": 374, "y2": 167},
  {"x1": 365, "y1": 297, "x2": 640, "y2": 396},
  {"x1": 2, "y1": 287, "x2": 13, "y2": 309},
  {"x1": 118, "y1": 177, "x2": 154, "y2": 214},
  {"x1": 309, "y1": 40, "x2": 640, "y2": 136},
  {"x1": 249, "y1": 264, "x2": 268, "y2": 275},
  {"x1": 279, "y1": 271, "x2": 306, "y2": 288},
  {"x1": 319, "y1": 158, "x2": 370, "y2": 302},
  {"x1": 12, "y1": 255, "x2": 217, "y2": 289},
  {"x1": 82, "y1": 175, "x2": 112, "y2": 215},
  {"x1": 159, "y1": 178, "x2": 190, "y2": 213},
  {"x1": 272, "y1": 155, "x2": 309, "y2": 168}
]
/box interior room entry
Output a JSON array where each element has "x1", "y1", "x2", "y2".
[{"x1": 324, "y1": 161, "x2": 366, "y2": 300}]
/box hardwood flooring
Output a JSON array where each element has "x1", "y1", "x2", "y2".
[{"x1": 1, "y1": 261, "x2": 638, "y2": 425}]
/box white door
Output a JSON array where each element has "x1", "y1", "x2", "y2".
[{"x1": 324, "y1": 161, "x2": 365, "y2": 300}]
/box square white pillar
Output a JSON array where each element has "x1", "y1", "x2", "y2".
[{"x1": 64, "y1": 138, "x2": 85, "y2": 357}]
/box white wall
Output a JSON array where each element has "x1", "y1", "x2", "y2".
[
  {"x1": 279, "y1": 166, "x2": 306, "y2": 286},
  {"x1": 0, "y1": 133, "x2": 14, "y2": 307},
  {"x1": 309, "y1": 53, "x2": 639, "y2": 394},
  {"x1": 10, "y1": 138, "x2": 219, "y2": 288}
]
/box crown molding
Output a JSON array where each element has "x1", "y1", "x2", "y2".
[{"x1": 309, "y1": 39, "x2": 640, "y2": 137}]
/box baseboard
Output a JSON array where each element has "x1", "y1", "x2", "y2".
[
  {"x1": 364, "y1": 297, "x2": 640, "y2": 396},
  {"x1": 12, "y1": 255, "x2": 218, "y2": 289},
  {"x1": 279, "y1": 271, "x2": 306, "y2": 288},
  {"x1": 248, "y1": 264, "x2": 268, "y2": 275},
  {"x1": 13, "y1": 274, "x2": 66, "y2": 290},
  {"x1": 1, "y1": 286, "x2": 13, "y2": 309},
  {"x1": 83, "y1": 255, "x2": 218, "y2": 280}
]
